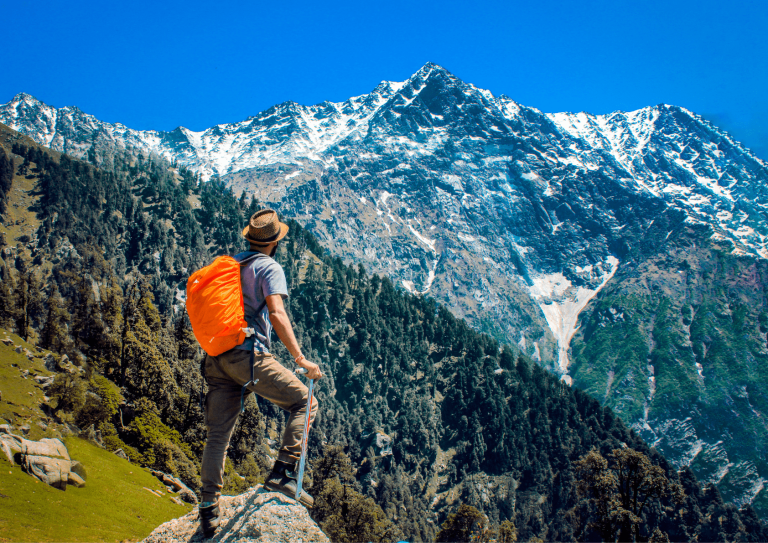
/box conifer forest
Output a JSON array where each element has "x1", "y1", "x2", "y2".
[{"x1": 1, "y1": 125, "x2": 766, "y2": 542}]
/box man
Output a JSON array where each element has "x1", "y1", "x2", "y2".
[{"x1": 199, "y1": 209, "x2": 322, "y2": 538}]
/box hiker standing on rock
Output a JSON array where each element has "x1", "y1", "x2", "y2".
[{"x1": 197, "y1": 209, "x2": 322, "y2": 537}]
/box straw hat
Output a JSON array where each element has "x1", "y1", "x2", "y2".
[{"x1": 242, "y1": 209, "x2": 289, "y2": 246}]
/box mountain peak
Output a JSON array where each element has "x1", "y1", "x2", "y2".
[
  {"x1": 11, "y1": 92, "x2": 41, "y2": 105},
  {"x1": 411, "y1": 62, "x2": 452, "y2": 81}
]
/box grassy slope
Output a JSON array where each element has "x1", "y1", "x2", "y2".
[
  {"x1": 0, "y1": 437, "x2": 192, "y2": 542},
  {"x1": 0, "y1": 331, "x2": 192, "y2": 542},
  {"x1": 0, "y1": 331, "x2": 59, "y2": 441}
]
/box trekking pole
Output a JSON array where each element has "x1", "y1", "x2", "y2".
[{"x1": 294, "y1": 367, "x2": 314, "y2": 503}]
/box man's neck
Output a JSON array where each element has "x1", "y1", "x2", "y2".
[{"x1": 250, "y1": 245, "x2": 271, "y2": 256}]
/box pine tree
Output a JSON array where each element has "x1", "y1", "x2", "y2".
[
  {"x1": 0, "y1": 147, "x2": 13, "y2": 215},
  {"x1": 98, "y1": 275, "x2": 124, "y2": 375},
  {"x1": 0, "y1": 264, "x2": 17, "y2": 328},
  {"x1": 174, "y1": 307, "x2": 197, "y2": 361},
  {"x1": 13, "y1": 267, "x2": 30, "y2": 341},
  {"x1": 40, "y1": 284, "x2": 70, "y2": 353}
]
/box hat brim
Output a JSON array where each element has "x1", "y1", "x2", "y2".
[{"x1": 242, "y1": 222, "x2": 289, "y2": 245}]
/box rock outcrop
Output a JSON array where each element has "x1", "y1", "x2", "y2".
[{"x1": 143, "y1": 485, "x2": 329, "y2": 543}]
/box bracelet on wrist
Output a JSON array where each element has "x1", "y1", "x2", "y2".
[{"x1": 295, "y1": 354, "x2": 305, "y2": 364}]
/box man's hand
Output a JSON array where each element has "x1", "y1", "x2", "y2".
[
  {"x1": 296, "y1": 357, "x2": 323, "y2": 380},
  {"x1": 266, "y1": 294, "x2": 323, "y2": 380}
]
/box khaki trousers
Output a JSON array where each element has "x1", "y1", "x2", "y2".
[{"x1": 200, "y1": 348, "x2": 318, "y2": 502}]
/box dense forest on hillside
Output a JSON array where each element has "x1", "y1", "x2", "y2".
[{"x1": 0, "y1": 133, "x2": 765, "y2": 542}]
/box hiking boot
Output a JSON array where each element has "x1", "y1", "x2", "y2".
[
  {"x1": 199, "y1": 500, "x2": 221, "y2": 538},
  {"x1": 264, "y1": 460, "x2": 314, "y2": 508}
]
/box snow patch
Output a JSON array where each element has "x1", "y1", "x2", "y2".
[
  {"x1": 285, "y1": 170, "x2": 302, "y2": 180},
  {"x1": 531, "y1": 256, "x2": 619, "y2": 379}
]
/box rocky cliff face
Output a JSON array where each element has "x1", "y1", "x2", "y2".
[{"x1": 3, "y1": 63, "x2": 768, "y2": 513}]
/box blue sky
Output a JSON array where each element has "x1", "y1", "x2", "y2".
[{"x1": 3, "y1": 0, "x2": 767, "y2": 158}]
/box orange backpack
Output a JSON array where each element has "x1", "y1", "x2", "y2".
[{"x1": 186, "y1": 256, "x2": 254, "y2": 356}]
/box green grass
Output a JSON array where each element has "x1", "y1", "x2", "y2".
[
  {"x1": 0, "y1": 437, "x2": 192, "y2": 542},
  {"x1": 0, "y1": 328, "x2": 193, "y2": 541}
]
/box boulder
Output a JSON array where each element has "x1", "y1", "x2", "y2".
[
  {"x1": 22, "y1": 455, "x2": 73, "y2": 490},
  {"x1": 142, "y1": 486, "x2": 330, "y2": 543},
  {"x1": 34, "y1": 375, "x2": 55, "y2": 388},
  {"x1": 0, "y1": 433, "x2": 85, "y2": 490},
  {"x1": 43, "y1": 353, "x2": 57, "y2": 372},
  {"x1": 14, "y1": 345, "x2": 22, "y2": 353},
  {"x1": 375, "y1": 431, "x2": 393, "y2": 456},
  {"x1": 114, "y1": 448, "x2": 130, "y2": 461},
  {"x1": 69, "y1": 460, "x2": 87, "y2": 481},
  {"x1": 1, "y1": 338, "x2": 13, "y2": 346}
]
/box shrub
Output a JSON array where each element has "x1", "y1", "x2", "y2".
[
  {"x1": 151, "y1": 439, "x2": 200, "y2": 492},
  {"x1": 48, "y1": 373, "x2": 88, "y2": 415},
  {"x1": 101, "y1": 422, "x2": 145, "y2": 464}
]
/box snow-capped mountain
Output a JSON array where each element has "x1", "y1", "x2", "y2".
[
  {"x1": 4, "y1": 63, "x2": 768, "y2": 514},
  {"x1": 4, "y1": 65, "x2": 767, "y2": 370}
]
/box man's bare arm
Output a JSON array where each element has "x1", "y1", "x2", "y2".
[{"x1": 266, "y1": 294, "x2": 322, "y2": 379}]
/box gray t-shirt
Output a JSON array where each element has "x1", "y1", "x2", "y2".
[{"x1": 234, "y1": 251, "x2": 288, "y2": 354}]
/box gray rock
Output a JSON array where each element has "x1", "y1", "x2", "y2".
[
  {"x1": 0, "y1": 424, "x2": 12, "y2": 435},
  {"x1": 43, "y1": 353, "x2": 57, "y2": 372},
  {"x1": 34, "y1": 375, "x2": 54, "y2": 387},
  {"x1": 79, "y1": 424, "x2": 104, "y2": 448},
  {"x1": 14, "y1": 345, "x2": 22, "y2": 353},
  {"x1": 68, "y1": 472, "x2": 86, "y2": 488},
  {"x1": 114, "y1": 448, "x2": 130, "y2": 461},
  {"x1": 70, "y1": 460, "x2": 87, "y2": 481},
  {"x1": 1, "y1": 338, "x2": 13, "y2": 346},
  {"x1": 142, "y1": 486, "x2": 329, "y2": 543},
  {"x1": 22, "y1": 455, "x2": 72, "y2": 490},
  {"x1": 0, "y1": 433, "x2": 85, "y2": 490}
]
